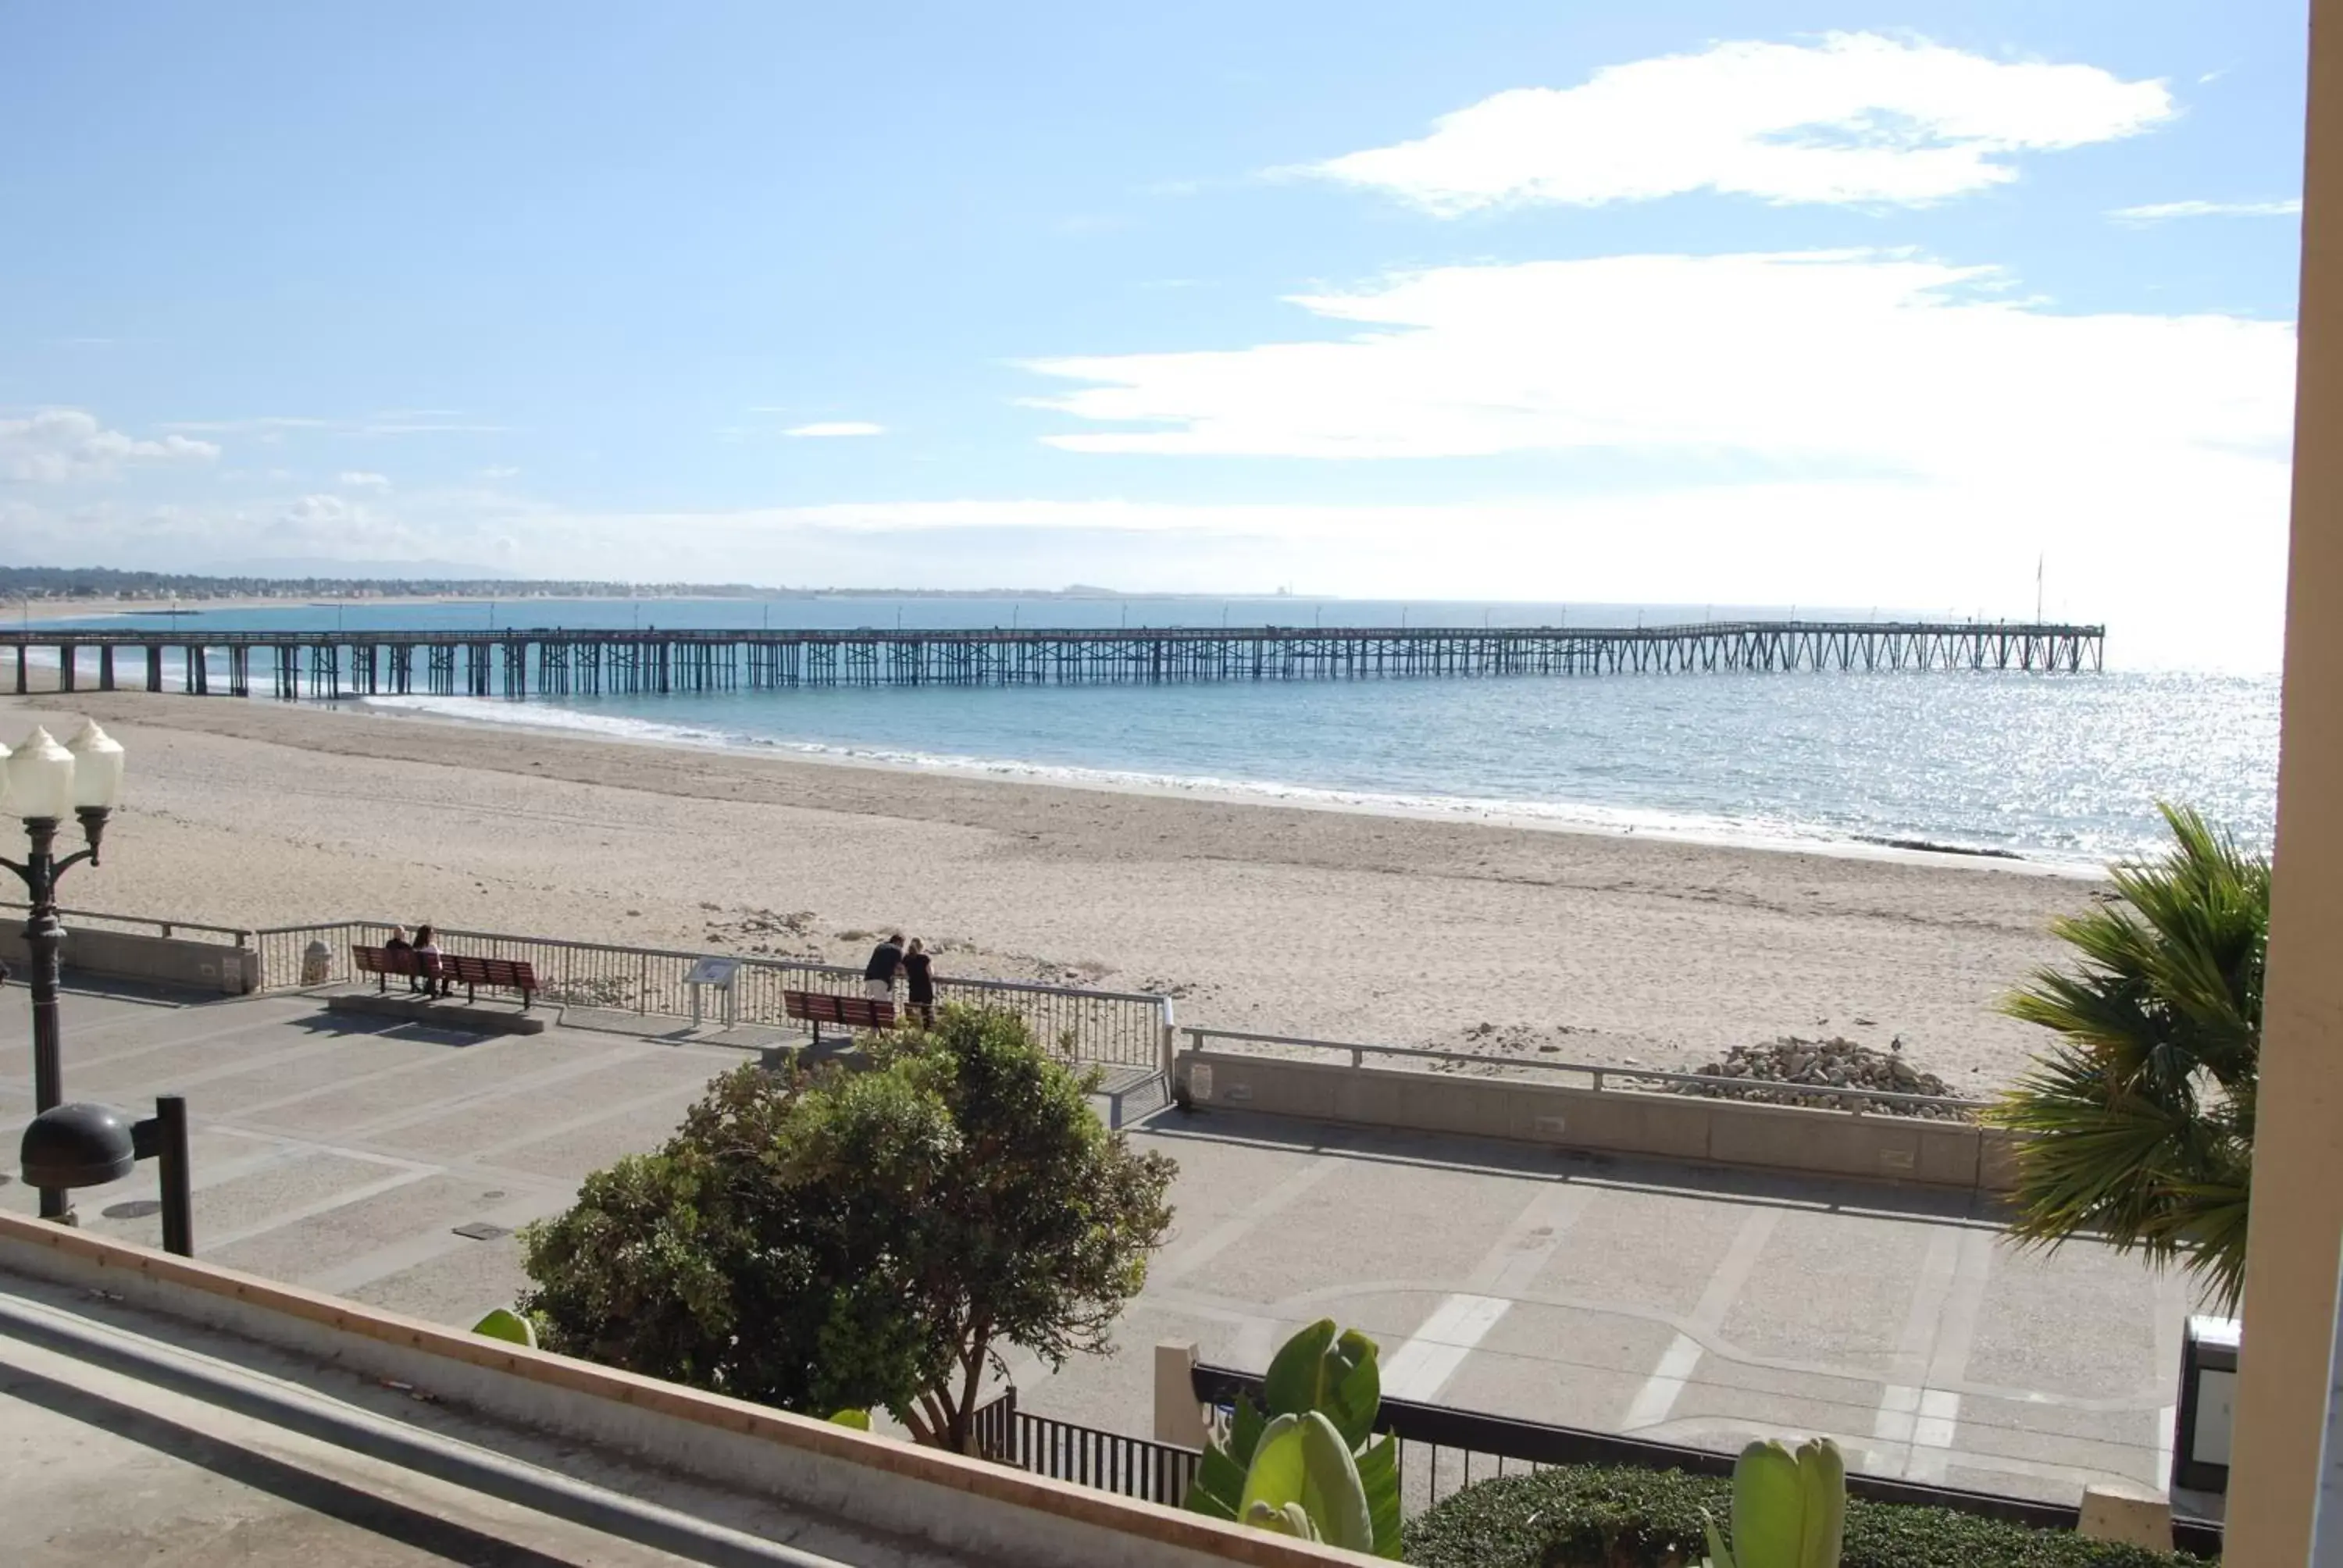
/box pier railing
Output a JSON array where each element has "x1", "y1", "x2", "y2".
[
  {"x1": 5, "y1": 618, "x2": 2107, "y2": 699},
  {"x1": 251, "y1": 919, "x2": 1172, "y2": 1072}
]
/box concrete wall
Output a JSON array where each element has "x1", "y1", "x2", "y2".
[
  {"x1": 0, "y1": 925, "x2": 257, "y2": 995},
  {"x1": 2227, "y1": 0, "x2": 2343, "y2": 1556},
  {"x1": 1177, "y1": 1049, "x2": 2022, "y2": 1193},
  {"x1": 0, "y1": 1215, "x2": 1366, "y2": 1568}
]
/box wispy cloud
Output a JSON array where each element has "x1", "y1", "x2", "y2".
[
  {"x1": 0, "y1": 409, "x2": 219, "y2": 483},
  {"x1": 161, "y1": 412, "x2": 508, "y2": 437},
  {"x1": 782, "y1": 421, "x2": 886, "y2": 438},
  {"x1": 2109, "y1": 198, "x2": 2302, "y2": 223},
  {"x1": 1302, "y1": 33, "x2": 2174, "y2": 213},
  {"x1": 338, "y1": 470, "x2": 391, "y2": 489},
  {"x1": 479, "y1": 465, "x2": 522, "y2": 480},
  {"x1": 160, "y1": 416, "x2": 331, "y2": 434}
]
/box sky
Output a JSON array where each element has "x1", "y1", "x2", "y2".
[{"x1": 0, "y1": 2, "x2": 2313, "y2": 666}]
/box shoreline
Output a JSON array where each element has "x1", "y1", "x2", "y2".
[
  {"x1": 2, "y1": 687, "x2": 2105, "y2": 1089},
  {"x1": 351, "y1": 690, "x2": 2103, "y2": 879}
]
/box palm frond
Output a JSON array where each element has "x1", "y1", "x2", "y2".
[{"x1": 1987, "y1": 803, "x2": 2266, "y2": 1313}]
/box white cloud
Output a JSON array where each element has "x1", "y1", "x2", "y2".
[
  {"x1": 1307, "y1": 33, "x2": 2174, "y2": 213},
  {"x1": 782, "y1": 422, "x2": 886, "y2": 438},
  {"x1": 2109, "y1": 198, "x2": 2302, "y2": 223},
  {"x1": 338, "y1": 470, "x2": 391, "y2": 489},
  {"x1": 480, "y1": 465, "x2": 522, "y2": 479},
  {"x1": 1019, "y1": 251, "x2": 2292, "y2": 474},
  {"x1": 0, "y1": 408, "x2": 219, "y2": 482}
]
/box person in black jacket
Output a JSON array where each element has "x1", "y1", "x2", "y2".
[
  {"x1": 863, "y1": 934, "x2": 904, "y2": 1001},
  {"x1": 383, "y1": 926, "x2": 423, "y2": 993}
]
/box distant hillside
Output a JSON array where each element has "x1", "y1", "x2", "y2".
[
  {"x1": 0, "y1": 566, "x2": 766, "y2": 602},
  {"x1": 0, "y1": 566, "x2": 1167, "y2": 603}
]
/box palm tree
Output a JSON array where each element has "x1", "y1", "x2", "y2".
[{"x1": 1986, "y1": 804, "x2": 2267, "y2": 1313}]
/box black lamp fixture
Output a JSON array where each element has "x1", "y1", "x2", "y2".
[
  {"x1": 2, "y1": 719, "x2": 128, "y2": 1221},
  {"x1": 20, "y1": 1096, "x2": 192, "y2": 1255}
]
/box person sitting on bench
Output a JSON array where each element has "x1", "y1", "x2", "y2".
[
  {"x1": 412, "y1": 925, "x2": 450, "y2": 998},
  {"x1": 383, "y1": 926, "x2": 415, "y2": 989}
]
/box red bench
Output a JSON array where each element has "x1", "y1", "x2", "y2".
[
  {"x1": 782, "y1": 989, "x2": 895, "y2": 1046},
  {"x1": 353, "y1": 946, "x2": 537, "y2": 1010}
]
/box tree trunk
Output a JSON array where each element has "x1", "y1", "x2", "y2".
[{"x1": 946, "y1": 1323, "x2": 992, "y2": 1456}]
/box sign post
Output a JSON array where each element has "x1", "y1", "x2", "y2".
[{"x1": 683, "y1": 956, "x2": 741, "y2": 1029}]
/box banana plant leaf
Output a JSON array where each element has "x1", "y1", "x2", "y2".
[
  {"x1": 1356, "y1": 1432, "x2": 1402, "y2": 1559},
  {"x1": 471, "y1": 1307, "x2": 537, "y2": 1348},
  {"x1": 1187, "y1": 1392, "x2": 1269, "y2": 1520},
  {"x1": 1263, "y1": 1318, "x2": 1382, "y2": 1452}
]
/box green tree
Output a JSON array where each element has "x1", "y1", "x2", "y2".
[
  {"x1": 1986, "y1": 804, "x2": 2266, "y2": 1312},
  {"x1": 519, "y1": 1007, "x2": 1178, "y2": 1450}
]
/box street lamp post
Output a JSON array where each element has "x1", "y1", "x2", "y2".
[
  {"x1": 0, "y1": 721, "x2": 127, "y2": 1221},
  {"x1": 20, "y1": 1096, "x2": 191, "y2": 1253}
]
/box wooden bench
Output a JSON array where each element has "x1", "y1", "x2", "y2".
[
  {"x1": 353, "y1": 946, "x2": 537, "y2": 1010},
  {"x1": 782, "y1": 989, "x2": 895, "y2": 1046}
]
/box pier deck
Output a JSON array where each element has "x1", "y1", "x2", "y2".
[{"x1": 3, "y1": 621, "x2": 2106, "y2": 700}]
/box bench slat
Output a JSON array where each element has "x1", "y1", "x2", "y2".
[
  {"x1": 780, "y1": 988, "x2": 895, "y2": 1031},
  {"x1": 350, "y1": 946, "x2": 535, "y2": 1007}
]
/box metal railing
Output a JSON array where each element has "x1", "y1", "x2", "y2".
[
  {"x1": 1188, "y1": 1363, "x2": 2149, "y2": 1537},
  {"x1": 969, "y1": 1388, "x2": 1197, "y2": 1506},
  {"x1": 1181, "y1": 1026, "x2": 1979, "y2": 1121},
  {"x1": 0, "y1": 900, "x2": 251, "y2": 946},
  {"x1": 251, "y1": 918, "x2": 1173, "y2": 1071}
]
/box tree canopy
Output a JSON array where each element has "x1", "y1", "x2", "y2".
[{"x1": 519, "y1": 1007, "x2": 1177, "y2": 1449}]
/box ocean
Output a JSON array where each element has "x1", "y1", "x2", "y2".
[{"x1": 34, "y1": 597, "x2": 2278, "y2": 870}]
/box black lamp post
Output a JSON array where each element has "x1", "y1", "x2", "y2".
[
  {"x1": 2, "y1": 722, "x2": 127, "y2": 1221},
  {"x1": 20, "y1": 1097, "x2": 192, "y2": 1253}
]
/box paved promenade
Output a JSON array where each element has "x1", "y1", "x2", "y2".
[{"x1": 0, "y1": 983, "x2": 2190, "y2": 1509}]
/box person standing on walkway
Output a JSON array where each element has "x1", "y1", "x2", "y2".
[
  {"x1": 864, "y1": 933, "x2": 904, "y2": 1002},
  {"x1": 903, "y1": 938, "x2": 935, "y2": 1026}
]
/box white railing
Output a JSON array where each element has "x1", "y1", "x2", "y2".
[
  {"x1": 0, "y1": 900, "x2": 252, "y2": 946},
  {"x1": 1180, "y1": 1026, "x2": 1977, "y2": 1120},
  {"x1": 251, "y1": 918, "x2": 1174, "y2": 1072}
]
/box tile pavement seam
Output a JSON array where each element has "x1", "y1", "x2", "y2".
[
  {"x1": 1903, "y1": 1226, "x2": 1995, "y2": 1484},
  {"x1": 1147, "y1": 1277, "x2": 2172, "y2": 1419},
  {"x1": 1620, "y1": 1206, "x2": 1780, "y2": 1434},
  {"x1": 233, "y1": 1042, "x2": 651, "y2": 1144},
  {"x1": 300, "y1": 1187, "x2": 580, "y2": 1299},
  {"x1": 995, "y1": 1153, "x2": 1342, "y2": 1394},
  {"x1": 201, "y1": 1032, "x2": 542, "y2": 1122},
  {"x1": 1378, "y1": 1181, "x2": 1595, "y2": 1405},
  {"x1": 198, "y1": 1167, "x2": 445, "y2": 1256},
  {"x1": 1871, "y1": 1227, "x2": 1964, "y2": 1477}
]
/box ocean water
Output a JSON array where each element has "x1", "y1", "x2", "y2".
[{"x1": 37, "y1": 597, "x2": 2278, "y2": 868}]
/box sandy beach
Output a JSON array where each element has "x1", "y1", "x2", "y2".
[{"x1": 0, "y1": 690, "x2": 2104, "y2": 1088}]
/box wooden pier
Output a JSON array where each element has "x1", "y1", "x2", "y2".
[{"x1": 3, "y1": 621, "x2": 2106, "y2": 701}]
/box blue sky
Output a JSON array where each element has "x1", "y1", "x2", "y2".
[{"x1": 0, "y1": 2, "x2": 2312, "y2": 664}]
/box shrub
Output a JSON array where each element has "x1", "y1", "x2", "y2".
[
  {"x1": 519, "y1": 1006, "x2": 1177, "y2": 1451},
  {"x1": 1402, "y1": 1467, "x2": 2213, "y2": 1568}
]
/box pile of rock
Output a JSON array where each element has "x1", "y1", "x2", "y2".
[{"x1": 1674, "y1": 1036, "x2": 1974, "y2": 1120}]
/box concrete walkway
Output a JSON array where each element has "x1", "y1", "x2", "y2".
[{"x1": 0, "y1": 984, "x2": 2191, "y2": 1509}]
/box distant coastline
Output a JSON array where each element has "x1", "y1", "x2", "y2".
[{"x1": 3, "y1": 564, "x2": 1322, "y2": 618}]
